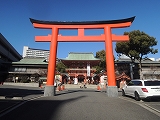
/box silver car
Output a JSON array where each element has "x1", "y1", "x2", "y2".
[{"x1": 122, "y1": 79, "x2": 160, "y2": 101}]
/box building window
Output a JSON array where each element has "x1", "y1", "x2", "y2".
[{"x1": 14, "y1": 67, "x2": 26, "y2": 72}]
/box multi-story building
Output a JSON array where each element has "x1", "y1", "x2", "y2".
[
  {"x1": 141, "y1": 58, "x2": 160, "y2": 79},
  {"x1": 116, "y1": 55, "x2": 160, "y2": 80},
  {"x1": 7, "y1": 46, "x2": 61, "y2": 82},
  {"x1": 8, "y1": 57, "x2": 48, "y2": 82},
  {"x1": 3, "y1": 41, "x2": 160, "y2": 84},
  {"x1": 61, "y1": 52, "x2": 101, "y2": 84},
  {"x1": 23, "y1": 46, "x2": 50, "y2": 60},
  {"x1": 0, "y1": 33, "x2": 22, "y2": 82}
]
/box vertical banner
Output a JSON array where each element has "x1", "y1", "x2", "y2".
[{"x1": 87, "y1": 64, "x2": 90, "y2": 76}]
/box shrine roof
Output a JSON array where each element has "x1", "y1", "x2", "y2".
[
  {"x1": 30, "y1": 16, "x2": 135, "y2": 25},
  {"x1": 12, "y1": 57, "x2": 48, "y2": 65},
  {"x1": 61, "y1": 52, "x2": 101, "y2": 61}
]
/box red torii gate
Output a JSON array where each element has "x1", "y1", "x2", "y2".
[{"x1": 30, "y1": 16, "x2": 135, "y2": 97}]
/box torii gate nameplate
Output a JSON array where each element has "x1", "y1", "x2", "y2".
[{"x1": 30, "y1": 16, "x2": 135, "y2": 97}]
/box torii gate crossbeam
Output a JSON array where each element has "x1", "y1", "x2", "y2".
[{"x1": 30, "y1": 16, "x2": 135, "y2": 97}]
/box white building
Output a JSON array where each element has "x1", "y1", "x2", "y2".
[{"x1": 23, "y1": 46, "x2": 50, "y2": 59}]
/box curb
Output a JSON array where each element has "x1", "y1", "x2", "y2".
[{"x1": 0, "y1": 96, "x2": 23, "y2": 100}]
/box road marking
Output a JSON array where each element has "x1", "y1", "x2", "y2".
[
  {"x1": 0, "y1": 96, "x2": 5, "y2": 99},
  {"x1": 119, "y1": 97, "x2": 160, "y2": 117},
  {"x1": 143, "y1": 103, "x2": 160, "y2": 114},
  {"x1": 0, "y1": 96, "x2": 23, "y2": 100}
]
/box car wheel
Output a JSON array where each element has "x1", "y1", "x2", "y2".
[
  {"x1": 122, "y1": 89, "x2": 126, "y2": 96},
  {"x1": 134, "y1": 92, "x2": 140, "y2": 101}
]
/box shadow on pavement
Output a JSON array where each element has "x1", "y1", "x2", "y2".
[
  {"x1": 0, "y1": 87, "x2": 44, "y2": 98},
  {"x1": 0, "y1": 95, "x2": 86, "y2": 120},
  {"x1": 56, "y1": 89, "x2": 101, "y2": 96}
]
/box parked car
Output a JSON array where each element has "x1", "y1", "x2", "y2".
[{"x1": 122, "y1": 79, "x2": 160, "y2": 101}]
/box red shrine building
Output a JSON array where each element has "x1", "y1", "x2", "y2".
[{"x1": 61, "y1": 52, "x2": 101, "y2": 84}]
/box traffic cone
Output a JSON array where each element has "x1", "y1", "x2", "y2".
[
  {"x1": 58, "y1": 86, "x2": 61, "y2": 91},
  {"x1": 61, "y1": 85, "x2": 65, "y2": 90},
  {"x1": 39, "y1": 84, "x2": 42, "y2": 88},
  {"x1": 97, "y1": 85, "x2": 101, "y2": 91}
]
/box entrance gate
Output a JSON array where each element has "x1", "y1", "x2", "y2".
[{"x1": 30, "y1": 16, "x2": 135, "y2": 97}]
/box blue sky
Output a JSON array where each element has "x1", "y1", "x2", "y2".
[{"x1": 0, "y1": 0, "x2": 160, "y2": 60}]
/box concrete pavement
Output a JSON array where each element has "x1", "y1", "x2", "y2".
[{"x1": 0, "y1": 84, "x2": 160, "y2": 120}]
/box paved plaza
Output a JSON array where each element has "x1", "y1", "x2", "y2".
[{"x1": 0, "y1": 84, "x2": 160, "y2": 120}]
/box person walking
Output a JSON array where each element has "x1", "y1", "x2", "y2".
[
  {"x1": 100, "y1": 75, "x2": 106, "y2": 92},
  {"x1": 83, "y1": 79, "x2": 87, "y2": 88}
]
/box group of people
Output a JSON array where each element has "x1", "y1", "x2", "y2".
[{"x1": 79, "y1": 76, "x2": 108, "y2": 90}]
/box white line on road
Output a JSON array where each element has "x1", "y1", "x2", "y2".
[{"x1": 119, "y1": 97, "x2": 160, "y2": 117}]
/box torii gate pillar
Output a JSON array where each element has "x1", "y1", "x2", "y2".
[{"x1": 30, "y1": 16, "x2": 135, "y2": 97}]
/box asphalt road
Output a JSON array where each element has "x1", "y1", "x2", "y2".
[{"x1": 0, "y1": 85, "x2": 160, "y2": 120}]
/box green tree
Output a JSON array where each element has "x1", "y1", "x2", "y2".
[
  {"x1": 95, "y1": 50, "x2": 106, "y2": 73},
  {"x1": 115, "y1": 30, "x2": 158, "y2": 79},
  {"x1": 56, "y1": 61, "x2": 66, "y2": 73}
]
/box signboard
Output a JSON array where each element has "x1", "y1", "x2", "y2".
[{"x1": 87, "y1": 64, "x2": 90, "y2": 76}]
